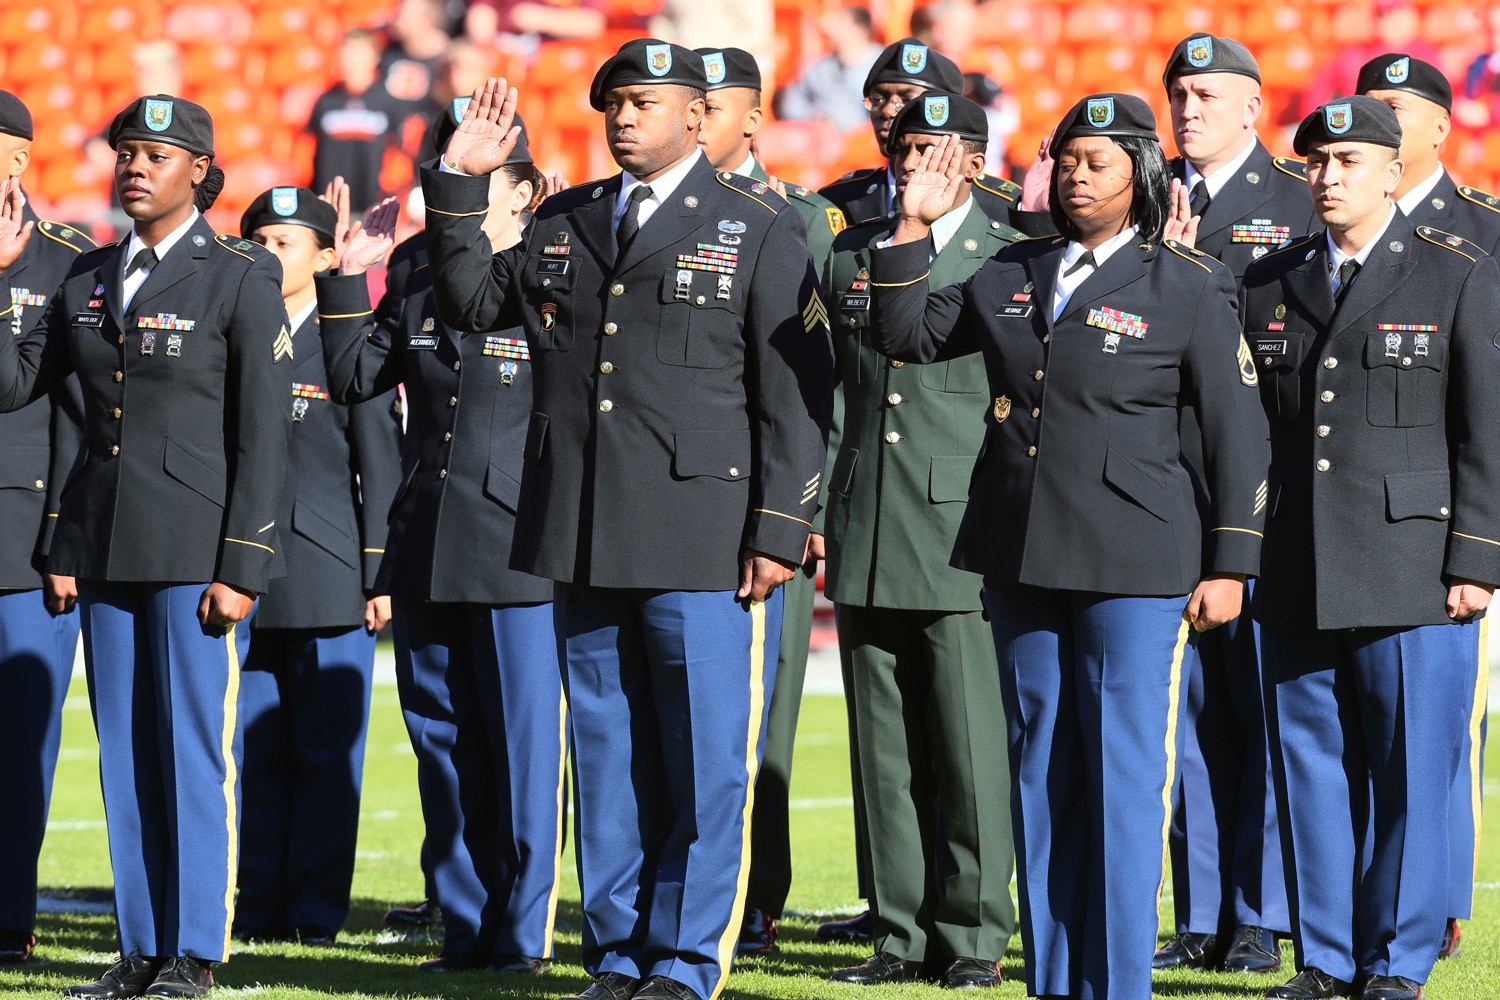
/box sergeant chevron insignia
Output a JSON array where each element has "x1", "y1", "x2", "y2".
[
  {"x1": 802, "y1": 290, "x2": 830, "y2": 333},
  {"x1": 273, "y1": 324, "x2": 294, "y2": 363}
]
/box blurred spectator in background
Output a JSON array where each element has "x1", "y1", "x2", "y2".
[
  {"x1": 381, "y1": 0, "x2": 453, "y2": 113},
  {"x1": 1282, "y1": 0, "x2": 1439, "y2": 124},
  {"x1": 649, "y1": 0, "x2": 776, "y2": 82},
  {"x1": 910, "y1": 0, "x2": 974, "y2": 65},
  {"x1": 776, "y1": 6, "x2": 884, "y2": 133},
  {"x1": 1457, "y1": 6, "x2": 1500, "y2": 130},
  {"x1": 464, "y1": 0, "x2": 606, "y2": 50},
  {"x1": 308, "y1": 29, "x2": 407, "y2": 212},
  {"x1": 431, "y1": 39, "x2": 492, "y2": 112},
  {"x1": 963, "y1": 71, "x2": 1019, "y2": 178}
]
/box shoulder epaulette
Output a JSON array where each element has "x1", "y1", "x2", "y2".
[
  {"x1": 1457, "y1": 185, "x2": 1500, "y2": 215},
  {"x1": 36, "y1": 220, "x2": 97, "y2": 254},
  {"x1": 1272, "y1": 157, "x2": 1308, "y2": 180},
  {"x1": 1252, "y1": 231, "x2": 1320, "y2": 266},
  {"x1": 834, "y1": 167, "x2": 880, "y2": 183},
  {"x1": 540, "y1": 178, "x2": 614, "y2": 213},
  {"x1": 974, "y1": 174, "x2": 1021, "y2": 203},
  {"x1": 823, "y1": 168, "x2": 883, "y2": 193},
  {"x1": 1417, "y1": 225, "x2": 1489, "y2": 260},
  {"x1": 1162, "y1": 238, "x2": 1221, "y2": 273},
  {"x1": 716, "y1": 171, "x2": 782, "y2": 214},
  {"x1": 214, "y1": 234, "x2": 271, "y2": 261},
  {"x1": 982, "y1": 217, "x2": 1025, "y2": 242}
]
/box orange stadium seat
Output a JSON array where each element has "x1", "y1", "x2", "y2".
[
  {"x1": 252, "y1": 2, "x2": 344, "y2": 49},
  {"x1": 975, "y1": 3, "x2": 1063, "y2": 47},
  {"x1": 262, "y1": 43, "x2": 334, "y2": 89},
  {"x1": 182, "y1": 44, "x2": 247, "y2": 87},
  {"x1": 755, "y1": 120, "x2": 846, "y2": 182},
  {"x1": 162, "y1": 3, "x2": 254, "y2": 45},
  {"x1": 0, "y1": 2, "x2": 71, "y2": 45},
  {"x1": 77, "y1": 2, "x2": 163, "y2": 45}
]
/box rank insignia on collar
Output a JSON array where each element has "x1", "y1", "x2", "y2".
[{"x1": 554, "y1": 232, "x2": 569, "y2": 244}]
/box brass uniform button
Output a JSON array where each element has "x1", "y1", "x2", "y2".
[
  {"x1": 599, "y1": 399, "x2": 613, "y2": 412},
  {"x1": 34, "y1": 479, "x2": 44, "y2": 489},
  {"x1": 1030, "y1": 408, "x2": 1040, "y2": 418},
  {"x1": 887, "y1": 393, "x2": 902, "y2": 405},
  {"x1": 729, "y1": 467, "x2": 740, "y2": 477},
  {"x1": 453, "y1": 361, "x2": 461, "y2": 371},
  {"x1": 604, "y1": 322, "x2": 618, "y2": 335},
  {"x1": 1316, "y1": 458, "x2": 1331, "y2": 472},
  {"x1": 113, "y1": 370, "x2": 124, "y2": 382},
  {"x1": 600, "y1": 362, "x2": 614, "y2": 374},
  {"x1": 890, "y1": 360, "x2": 904, "y2": 368},
  {"x1": 443, "y1": 432, "x2": 452, "y2": 441},
  {"x1": 1323, "y1": 357, "x2": 1338, "y2": 370},
  {"x1": 884, "y1": 431, "x2": 901, "y2": 444},
  {"x1": 610, "y1": 283, "x2": 625, "y2": 297},
  {"x1": 448, "y1": 396, "x2": 458, "y2": 407},
  {"x1": 1316, "y1": 425, "x2": 1331, "y2": 438},
  {"x1": 1440, "y1": 506, "x2": 1450, "y2": 516},
  {"x1": 1026, "y1": 446, "x2": 1037, "y2": 457},
  {"x1": 1033, "y1": 370, "x2": 1044, "y2": 381},
  {"x1": 110, "y1": 445, "x2": 120, "y2": 456},
  {"x1": 1321, "y1": 391, "x2": 1335, "y2": 403},
  {"x1": 438, "y1": 469, "x2": 447, "y2": 479},
  {"x1": 113, "y1": 407, "x2": 123, "y2": 419},
  {"x1": 1401, "y1": 357, "x2": 1412, "y2": 367}
]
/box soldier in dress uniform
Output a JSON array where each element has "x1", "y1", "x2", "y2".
[
  {"x1": 1357, "y1": 55, "x2": 1500, "y2": 960},
  {"x1": 231, "y1": 188, "x2": 402, "y2": 947},
  {"x1": 690, "y1": 42, "x2": 844, "y2": 957},
  {"x1": 1153, "y1": 32, "x2": 1314, "y2": 977},
  {"x1": 1243, "y1": 96, "x2": 1500, "y2": 1000},
  {"x1": 819, "y1": 39, "x2": 1021, "y2": 229},
  {"x1": 0, "y1": 94, "x2": 289, "y2": 999},
  {"x1": 424, "y1": 43, "x2": 832, "y2": 1000},
  {"x1": 0, "y1": 89, "x2": 91, "y2": 968},
  {"x1": 822, "y1": 92, "x2": 1021, "y2": 991},
  {"x1": 868, "y1": 94, "x2": 1270, "y2": 1000},
  {"x1": 316, "y1": 114, "x2": 570, "y2": 976}
]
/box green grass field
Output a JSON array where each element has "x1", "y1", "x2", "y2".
[{"x1": 3, "y1": 680, "x2": 1496, "y2": 999}]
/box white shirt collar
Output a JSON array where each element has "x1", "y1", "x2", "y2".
[
  {"x1": 1326, "y1": 203, "x2": 1398, "y2": 285},
  {"x1": 1396, "y1": 164, "x2": 1446, "y2": 217},
  {"x1": 1053, "y1": 225, "x2": 1139, "y2": 322},
  {"x1": 616, "y1": 148, "x2": 703, "y2": 225},
  {"x1": 1183, "y1": 135, "x2": 1259, "y2": 201},
  {"x1": 287, "y1": 299, "x2": 317, "y2": 335},
  {"x1": 1060, "y1": 224, "x2": 1140, "y2": 271},
  {"x1": 733, "y1": 152, "x2": 757, "y2": 178},
  {"x1": 886, "y1": 167, "x2": 899, "y2": 214},
  {"x1": 929, "y1": 198, "x2": 974, "y2": 255},
  {"x1": 124, "y1": 209, "x2": 200, "y2": 275}
]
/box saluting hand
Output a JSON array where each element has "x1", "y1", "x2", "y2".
[
  {"x1": 443, "y1": 77, "x2": 522, "y2": 177},
  {"x1": 1446, "y1": 578, "x2": 1494, "y2": 622},
  {"x1": 738, "y1": 549, "x2": 797, "y2": 604},
  {"x1": 1163, "y1": 177, "x2": 1200, "y2": 249},
  {"x1": 339, "y1": 197, "x2": 400, "y2": 276},
  {"x1": 1017, "y1": 130, "x2": 1055, "y2": 213},
  {"x1": 198, "y1": 581, "x2": 257, "y2": 631},
  {"x1": 0, "y1": 178, "x2": 34, "y2": 273},
  {"x1": 1183, "y1": 574, "x2": 1245, "y2": 632},
  {"x1": 893, "y1": 135, "x2": 965, "y2": 244}
]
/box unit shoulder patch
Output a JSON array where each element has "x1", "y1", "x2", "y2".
[
  {"x1": 37, "y1": 220, "x2": 98, "y2": 254},
  {"x1": 1272, "y1": 157, "x2": 1308, "y2": 180},
  {"x1": 1458, "y1": 185, "x2": 1500, "y2": 215}
]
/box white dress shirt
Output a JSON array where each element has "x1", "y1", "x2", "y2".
[
  {"x1": 122, "y1": 209, "x2": 200, "y2": 309},
  {"x1": 615, "y1": 148, "x2": 703, "y2": 231},
  {"x1": 1183, "y1": 135, "x2": 1259, "y2": 201},
  {"x1": 287, "y1": 299, "x2": 317, "y2": 336},
  {"x1": 1396, "y1": 164, "x2": 1446, "y2": 218},
  {"x1": 1052, "y1": 225, "x2": 1140, "y2": 322},
  {"x1": 1326, "y1": 204, "x2": 1397, "y2": 296}
]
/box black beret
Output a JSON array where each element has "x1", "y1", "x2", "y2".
[
  {"x1": 589, "y1": 39, "x2": 706, "y2": 112},
  {"x1": 1162, "y1": 33, "x2": 1261, "y2": 86},
  {"x1": 108, "y1": 94, "x2": 214, "y2": 158},
  {"x1": 1050, "y1": 93, "x2": 1159, "y2": 156},
  {"x1": 1293, "y1": 95, "x2": 1403, "y2": 155},
  {"x1": 0, "y1": 90, "x2": 33, "y2": 141},
  {"x1": 240, "y1": 187, "x2": 338, "y2": 241},
  {"x1": 431, "y1": 98, "x2": 532, "y2": 165},
  {"x1": 891, "y1": 90, "x2": 989, "y2": 145},
  {"x1": 862, "y1": 38, "x2": 964, "y2": 96},
  {"x1": 1356, "y1": 53, "x2": 1452, "y2": 113},
  {"x1": 694, "y1": 47, "x2": 760, "y2": 91}
]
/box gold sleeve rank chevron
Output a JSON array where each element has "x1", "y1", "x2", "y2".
[
  {"x1": 803, "y1": 289, "x2": 830, "y2": 334},
  {"x1": 273, "y1": 324, "x2": 294, "y2": 363}
]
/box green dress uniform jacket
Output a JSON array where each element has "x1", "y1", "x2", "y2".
[
  {"x1": 0, "y1": 218, "x2": 290, "y2": 593},
  {"x1": 825, "y1": 204, "x2": 1024, "y2": 610},
  {"x1": 747, "y1": 159, "x2": 846, "y2": 273}
]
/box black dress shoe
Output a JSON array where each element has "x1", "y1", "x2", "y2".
[
  {"x1": 1153, "y1": 932, "x2": 1219, "y2": 970},
  {"x1": 417, "y1": 954, "x2": 483, "y2": 973},
  {"x1": 830, "y1": 953, "x2": 924, "y2": 985},
  {"x1": 1438, "y1": 919, "x2": 1461, "y2": 960},
  {"x1": 1223, "y1": 926, "x2": 1282, "y2": 974},
  {"x1": 631, "y1": 977, "x2": 701, "y2": 1000},
  {"x1": 143, "y1": 957, "x2": 214, "y2": 999},
  {"x1": 942, "y1": 957, "x2": 1002, "y2": 989},
  {"x1": 64, "y1": 955, "x2": 161, "y2": 999},
  {"x1": 1359, "y1": 975, "x2": 1422, "y2": 1000},
  {"x1": 815, "y1": 910, "x2": 872, "y2": 943},
  {"x1": 490, "y1": 955, "x2": 552, "y2": 974},
  {"x1": 382, "y1": 900, "x2": 442, "y2": 931},
  {"x1": 0, "y1": 928, "x2": 36, "y2": 964},
  {"x1": 1264, "y1": 967, "x2": 1354, "y2": 999},
  {"x1": 557, "y1": 971, "x2": 639, "y2": 1000}
]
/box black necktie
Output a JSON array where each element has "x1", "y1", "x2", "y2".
[
  {"x1": 1189, "y1": 179, "x2": 1210, "y2": 218},
  {"x1": 1334, "y1": 258, "x2": 1361, "y2": 306},
  {"x1": 616, "y1": 184, "x2": 653, "y2": 253},
  {"x1": 126, "y1": 246, "x2": 158, "y2": 278},
  {"x1": 1063, "y1": 249, "x2": 1096, "y2": 278}
]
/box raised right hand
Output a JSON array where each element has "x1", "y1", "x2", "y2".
[
  {"x1": 899, "y1": 134, "x2": 966, "y2": 228},
  {"x1": 443, "y1": 77, "x2": 523, "y2": 177},
  {"x1": 339, "y1": 197, "x2": 400, "y2": 276},
  {"x1": 0, "y1": 178, "x2": 34, "y2": 272},
  {"x1": 319, "y1": 175, "x2": 353, "y2": 257}
]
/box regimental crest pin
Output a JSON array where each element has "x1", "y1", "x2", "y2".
[
  {"x1": 1325, "y1": 102, "x2": 1352, "y2": 134},
  {"x1": 703, "y1": 51, "x2": 726, "y2": 85},
  {"x1": 1187, "y1": 37, "x2": 1213, "y2": 68},
  {"x1": 1087, "y1": 97, "x2": 1115, "y2": 128},
  {"x1": 144, "y1": 99, "x2": 173, "y2": 132},
  {"x1": 924, "y1": 95, "x2": 950, "y2": 127},
  {"x1": 271, "y1": 187, "x2": 298, "y2": 217},
  {"x1": 1385, "y1": 56, "x2": 1410, "y2": 84},
  {"x1": 993, "y1": 395, "x2": 1011, "y2": 424},
  {"x1": 646, "y1": 43, "x2": 672, "y2": 76},
  {"x1": 901, "y1": 43, "x2": 927, "y2": 74}
]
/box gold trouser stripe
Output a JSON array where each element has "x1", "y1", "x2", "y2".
[
  {"x1": 1155, "y1": 619, "x2": 1192, "y2": 917},
  {"x1": 220, "y1": 625, "x2": 243, "y2": 960},
  {"x1": 541, "y1": 688, "x2": 569, "y2": 958},
  {"x1": 710, "y1": 600, "x2": 768, "y2": 999},
  {"x1": 224, "y1": 537, "x2": 275, "y2": 555},
  {"x1": 1471, "y1": 614, "x2": 1491, "y2": 880},
  {"x1": 424, "y1": 205, "x2": 487, "y2": 217}
]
